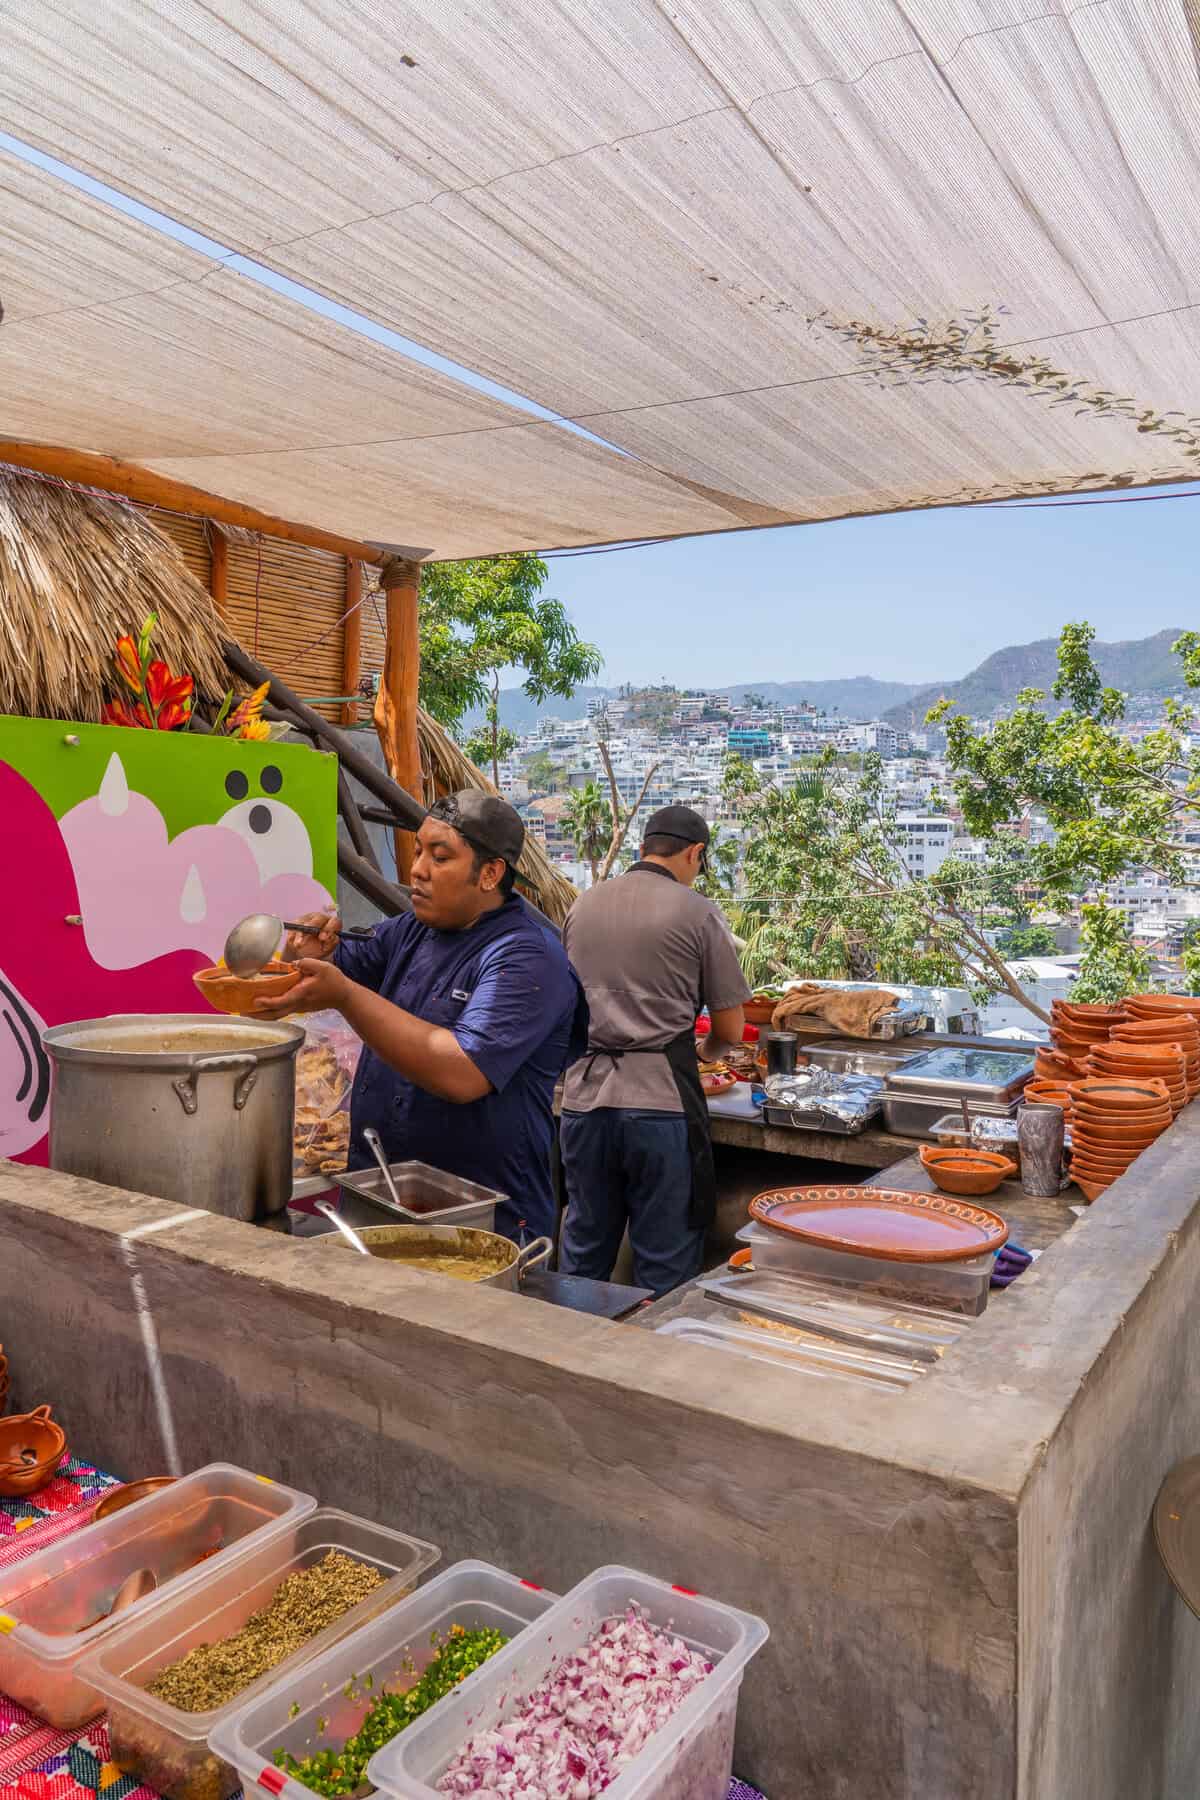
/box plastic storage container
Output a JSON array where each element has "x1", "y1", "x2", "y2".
[
  {"x1": 0, "y1": 1464, "x2": 316, "y2": 1730},
  {"x1": 697, "y1": 1269, "x2": 973, "y2": 1360},
  {"x1": 210, "y1": 1561, "x2": 558, "y2": 1800},
  {"x1": 367, "y1": 1566, "x2": 768, "y2": 1800},
  {"x1": 736, "y1": 1220, "x2": 994, "y2": 1315},
  {"x1": 337, "y1": 1161, "x2": 502, "y2": 1234},
  {"x1": 81, "y1": 1508, "x2": 440, "y2": 1800},
  {"x1": 655, "y1": 1316, "x2": 925, "y2": 1389}
]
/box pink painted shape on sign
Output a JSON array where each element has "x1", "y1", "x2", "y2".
[
  {"x1": 60, "y1": 773, "x2": 331, "y2": 967},
  {"x1": 0, "y1": 760, "x2": 213, "y2": 1166}
]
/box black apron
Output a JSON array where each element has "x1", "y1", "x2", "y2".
[{"x1": 579, "y1": 862, "x2": 718, "y2": 1233}]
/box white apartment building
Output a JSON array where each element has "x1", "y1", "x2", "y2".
[{"x1": 891, "y1": 815, "x2": 955, "y2": 877}]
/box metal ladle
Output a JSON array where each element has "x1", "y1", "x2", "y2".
[
  {"x1": 223, "y1": 912, "x2": 374, "y2": 977},
  {"x1": 363, "y1": 1127, "x2": 404, "y2": 1211},
  {"x1": 314, "y1": 1200, "x2": 372, "y2": 1256}
]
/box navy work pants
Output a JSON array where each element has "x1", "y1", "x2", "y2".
[{"x1": 558, "y1": 1107, "x2": 704, "y2": 1298}]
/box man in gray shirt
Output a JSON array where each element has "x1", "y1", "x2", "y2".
[{"x1": 558, "y1": 805, "x2": 750, "y2": 1296}]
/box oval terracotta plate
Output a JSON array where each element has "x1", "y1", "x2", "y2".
[{"x1": 748, "y1": 1186, "x2": 1009, "y2": 1263}]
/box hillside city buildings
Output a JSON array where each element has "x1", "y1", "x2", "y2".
[{"x1": 488, "y1": 684, "x2": 1200, "y2": 1023}]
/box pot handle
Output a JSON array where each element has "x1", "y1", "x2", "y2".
[
  {"x1": 515, "y1": 1236, "x2": 553, "y2": 1281},
  {"x1": 172, "y1": 1053, "x2": 259, "y2": 1116},
  {"x1": 1000, "y1": 1157, "x2": 1020, "y2": 1180}
]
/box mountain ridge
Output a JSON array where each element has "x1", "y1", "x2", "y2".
[
  {"x1": 463, "y1": 629, "x2": 1189, "y2": 734},
  {"x1": 883, "y1": 628, "x2": 1188, "y2": 727}
]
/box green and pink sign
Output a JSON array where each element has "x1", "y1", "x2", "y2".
[{"x1": 0, "y1": 717, "x2": 336, "y2": 1164}]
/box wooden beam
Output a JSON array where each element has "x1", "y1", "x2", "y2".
[
  {"x1": 341, "y1": 559, "x2": 363, "y2": 726},
  {"x1": 337, "y1": 765, "x2": 381, "y2": 874},
  {"x1": 223, "y1": 638, "x2": 426, "y2": 830},
  {"x1": 338, "y1": 841, "x2": 413, "y2": 916},
  {"x1": 208, "y1": 522, "x2": 229, "y2": 621},
  {"x1": 0, "y1": 442, "x2": 387, "y2": 565},
  {"x1": 374, "y1": 555, "x2": 423, "y2": 884}
]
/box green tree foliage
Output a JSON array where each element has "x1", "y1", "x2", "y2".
[
  {"x1": 417, "y1": 555, "x2": 603, "y2": 758},
  {"x1": 720, "y1": 753, "x2": 1045, "y2": 1016},
  {"x1": 935, "y1": 621, "x2": 1200, "y2": 997},
  {"x1": 524, "y1": 749, "x2": 564, "y2": 795},
  {"x1": 996, "y1": 924, "x2": 1058, "y2": 959},
  {"x1": 561, "y1": 780, "x2": 609, "y2": 886},
  {"x1": 1069, "y1": 904, "x2": 1152, "y2": 1003},
  {"x1": 463, "y1": 722, "x2": 519, "y2": 782}
]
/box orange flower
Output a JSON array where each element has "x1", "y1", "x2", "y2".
[
  {"x1": 145, "y1": 660, "x2": 195, "y2": 716},
  {"x1": 237, "y1": 716, "x2": 270, "y2": 742},
  {"x1": 157, "y1": 697, "x2": 194, "y2": 731},
  {"x1": 102, "y1": 698, "x2": 153, "y2": 729},
  {"x1": 115, "y1": 635, "x2": 143, "y2": 694}
]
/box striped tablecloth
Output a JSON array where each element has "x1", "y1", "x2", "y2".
[{"x1": 0, "y1": 1468, "x2": 767, "y2": 1799}]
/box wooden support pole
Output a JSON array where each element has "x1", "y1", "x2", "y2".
[
  {"x1": 374, "y1": 555, "x2": 423, "y2": 884},
  {"x1": 340, "y1": 559, "x2": 363, "y2": 726},
  {"x1": 0, "y1": 442, "x2": 386, "y2": 565},
  {"x1": 208, "y1": 523, "x2": 229, "y2": 621}
]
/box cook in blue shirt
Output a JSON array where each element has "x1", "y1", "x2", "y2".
[{"x1": 255, "y1": 792, "x2": 585, "y2": 1243}]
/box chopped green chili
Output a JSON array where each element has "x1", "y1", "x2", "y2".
[{"x1": 275, "y1": 1625, "x2": 507, "y2": 1798}]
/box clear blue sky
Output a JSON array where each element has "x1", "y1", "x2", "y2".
[
  {"x1": 542, "y1": 488, "x2": 1199, "y2": 689},
  {"x1": 5, "y1": 129, "x2": 1195, "y2": 694}
]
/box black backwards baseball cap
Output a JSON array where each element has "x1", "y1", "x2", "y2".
[
  {"x1": 643, "y1": 804, "x2": 711, "y2": 872},
  {"x1": 426, "y1": 790, "x2": 525, "y2": 866}
]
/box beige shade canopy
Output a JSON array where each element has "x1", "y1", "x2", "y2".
[{"x1": 2, "y1": 0, "x2": 1200, "y2": 553}]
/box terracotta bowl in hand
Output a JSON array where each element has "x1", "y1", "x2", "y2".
[{"x1": 193, "y1": 960, "x2": 301, "y2": 1017}]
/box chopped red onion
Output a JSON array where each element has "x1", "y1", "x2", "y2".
[{"x1": 435, "y1": 1606, "x2": 713, "y2": 1797}]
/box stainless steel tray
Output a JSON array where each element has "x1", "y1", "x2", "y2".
[
  {"x1": 882, "y1": 1091, "x2": 1018, "y2": 1138},
  {"x1": 762, "y1": 1102, "x2": 875, "y2": 1135},
  {"x1": 884, "y1": 1045, "x2": 1033, "y2": 1101}
]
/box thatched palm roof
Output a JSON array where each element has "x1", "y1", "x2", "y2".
[
  {"x1": 0, "y1": 465, "x2": 577, "y2": 923},
  {"x1": 417, "y1": 707, "x2": 577, "y2": 926},
  {"x1": 0, "y1": 468, "x2": 229, "y2": 721}
]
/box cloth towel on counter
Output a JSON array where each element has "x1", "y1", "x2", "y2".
[{"x1": 771, "y1": 983, "x2": 900, "y2": 1037}]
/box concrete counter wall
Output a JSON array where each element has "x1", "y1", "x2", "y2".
[{"x1": 3, "y1": 1112, "x2": 1200, "y2": 1796}]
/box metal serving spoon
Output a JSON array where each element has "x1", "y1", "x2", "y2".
[
  {"x1": 223, "y1": 912, "x2": 374, "y2": 977},
  {"x1": 314, "y1": 1200, "x2": 373, "y2": 1256},
  {"x1": 363, "y1": 1127, "x2": 404, "y2": 1211}
]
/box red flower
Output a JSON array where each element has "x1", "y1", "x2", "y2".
[
  {"x1": 145, "y1": 660, "x2": 194, "y2": 715},
  {"x1": 115, "y1": 634, "x2": 143, "y2": 695},
  {"x1": 101, "y1": 699, "x2": 153, "y2": 729},
  {"x1": 157, "y1": 697, "x2": 193, "y2": 731}
]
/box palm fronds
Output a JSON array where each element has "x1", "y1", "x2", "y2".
[{"x1": 0, "y1": 469, "x2": 228, "y2": 721}]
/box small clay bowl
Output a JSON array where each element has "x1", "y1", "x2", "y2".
[
  {"x1": 1125, "y1": 995, "x2": 1200, "y2": 1017},
  {"x1": 1053, "y1": 1030, "x2": 1108, "y2": 1057},
  {"x1": 1036, "y1": 1053, "x2": 1088, "y2": 1081},
  {"x1": 0, "y1": 1405, "x2": 67, "y2": 1497},
  {"x1": 743, "y1": 999, "x2": 777, "y2": 1026},
  {"x1": 1113, "y1": 1021, "x2": 1200, "y2": 1046},
  {"x1": 93, "y1": 1475, "x2": 177, "y2": 1522},
  {"x1": 1073, "y1": 1172, "x2": 1111, "y2": 1203},
  {"x1": 919, "y1": 1146, "x2": 1019, "y2": 1197},
  {"x1": 1053, "y1": 1001, "x2": 1126, "y2": 1024},
  {"x1": 193, "y1": 960, "x2": 301, "y2": 1017},
  {"x1": 1070, "y1": 1077, "x2": 1172, "y2": 1110},
  {"x1": 1072, "y1": 1151, "x2": 1151, "y2": 1177},
  {"x1": 1071, "y1": 1130, "x2": 1148, "y2": 1159},
  {"x1": 1072, "y1": 1117, "x2": 1165, "y2": 1147},
  {"x1": 1072, "y1": 1094, "x2": 1173, "y2": 1123}
]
